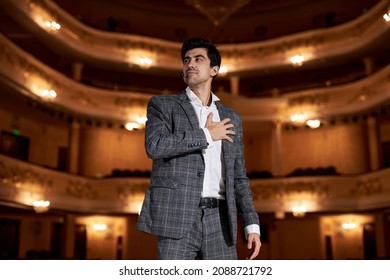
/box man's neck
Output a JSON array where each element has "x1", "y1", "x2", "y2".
[{"x1": 189, "y1": 86, "x2": 212, "y2": 106}]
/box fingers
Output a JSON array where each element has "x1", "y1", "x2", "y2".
[
  {"x1": 205, "y1": 115, "x2": 236, "y2": 142},
  {"x1": 246, "y1": 234, "x2": 261, "y2": 260}
]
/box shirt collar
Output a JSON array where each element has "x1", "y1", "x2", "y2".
[{"x1": 186, "y1": 87, "x2": 220, "y2": 107}]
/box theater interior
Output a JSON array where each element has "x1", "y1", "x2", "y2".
[{"x1": 1, "y1": 0, "x2": 390, "y2": 259}]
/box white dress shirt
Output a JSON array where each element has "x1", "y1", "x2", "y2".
[
  {"x1": 186, "y1": 87, "x2": 225, "y2": 199},
  {"x1": 186, "y1": 87, "x2": 261, "y2": 238}
]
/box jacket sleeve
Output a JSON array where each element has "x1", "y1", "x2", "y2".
[
  {"x1": 233, "y1": 115, "x2": 260, "y2": 228},
  {"x1": 145, "y1": 96, "x2": 209, "y2": 159}
]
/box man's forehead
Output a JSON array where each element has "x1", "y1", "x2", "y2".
[{"x1": 185, "y1": 48, "x2": 207, "y2": 57}]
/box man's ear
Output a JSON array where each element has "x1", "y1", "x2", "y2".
[{"x1": 211, "y1": 66, "x2": 219, "y2": 77}]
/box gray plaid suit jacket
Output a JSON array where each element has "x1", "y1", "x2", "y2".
[{"x1": 136, "y1": 91, "x2": 259, "y2": 243}]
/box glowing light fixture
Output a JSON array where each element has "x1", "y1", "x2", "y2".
[
  {"x1": 125, "y1": 122, "x2": 140, "y2": 131},
  {"x1": 342, "y1": 222, "x2": 357, "y2": 230},
  {"x1": 292, "y1": 204, "x2": 306, "y2": 217},
  {"x1": 33, "y1": 200, "x2": 50, "y2": 213},
  {"x1": 93, "y1": 223, "x2": 107, "y2": 231},
  {"x1": 219, "y1": 65, "x2": 228, "y2": 75},
  {"x1": 44, "y1": 21, "x2": 61, "y2": 30},
  {"x1": 290, "y1": 55, "x2": 304, "y2": 66},
  {"x1": 136, "y1": 116, "x2": 147, "y2": 126},
  {"x1": 384, "y1": 12, "x2": 390, "y2": 22},
  {"x1": 127, "y1": 50, "x2": 155, "y2": 69},
  {"x1": 40, "y1": 89, "x2": 57, "y2": 99},
  {"x1": 306, "y1": 119, "x2": 321, "y2": 129},
  {"x1": 290, "y1": 113, "x2": 305, "y2": 123},
  {"x1": 137, "y1": 57, "x2": 153, "y2": 68}
]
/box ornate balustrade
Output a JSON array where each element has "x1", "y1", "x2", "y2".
[
  {"x1": 1, "y1": 154, "x2": 389, "y2": 214},
  {"x1": 1, "y1": 0, "x2": 389, "y2": 73},
  {"x1": 1, "y1": 32, "x2": 390, "y2": 124}
]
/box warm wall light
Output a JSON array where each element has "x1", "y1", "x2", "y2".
[
  {"x1": 290, "y1": 55, "x2": 304, "y2": 66},
  {"x1": 40, "y1": 89, "x2": 57, "y2": 99},
  {"x1": 127, "y1": 50, "x2": 155, "y2": 69},
  {"x1": 342, "y1": 222, "x2": 357, "y2": 230},
  {"x1": 136, "y1": 116, "x2": 147, "y2": 126},
  {"x1": 93, "y1": 223, "x2": 107, "y2": 231},
  {"x1": 33, "y1": 200, "x2": 50, "y2": 213},
  {"x1": 44, "y1": 21, "x2": 61, "y2": 31},
  {"x1": 136, "y1": 57, "x2": 153, "y2": 68},
  {"x1": 292, "y1": 204, "x2": 306, "y2": 217},
  {"x1": 384, "y1": 12, "x2": 390, "y2": 22},
  {"x1": 219, "y1": 65, "x2": 228, "y2": 75},
  {"x1": 290, "y1": 113, "x2": 305, "y2": 123},
  {"x1": 306, "y1": 119, "x2": 321, "y2": 128},
  {"x1": 125, "y1": 122, "x2": 140, "y2": 131},
  {"x1": 125, "y1": 115, "x2": 147, "y2": 131}
]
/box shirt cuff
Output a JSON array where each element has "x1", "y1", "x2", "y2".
[
  {"x1": 202, "y1": 128, "x2": 213, "y2": 148},
  {"x1": 244, "y1": 224, "x2": 260, "y2": 239}
]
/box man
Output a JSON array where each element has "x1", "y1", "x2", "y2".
[{"x1": 137, "y1": 38, "x2": 261, "y2": 260}]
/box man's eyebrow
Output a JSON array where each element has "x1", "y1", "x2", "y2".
[{"x1": 184, "y1": 54, "x2": 206, "y2": 60}]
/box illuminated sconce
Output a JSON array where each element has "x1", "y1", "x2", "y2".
[
  {"x1": 306, "y1": 119, "x2": 321, "y2": 129},
  {"x1": 136, "y1": 56, "x2": 153, "y2": 68},
  {"x1": 290, "y1": 113, "x2": 305, "y2": 123},
  {"x1": 342, "y1": 222, "x2": 357, "y2": 230},
  {"x1": 136, "y1": 116, "x2": 147, "y2": 126},
  {"x1": 125, "y1": 121, "x2": 140, "y2": 131},
  {"x1": 30, "y1": 4, "x2": 61, "y2": 32},
  {"x1": 93, "y1": 223, "x2": 107, "y2": 231},
  {"x1": 40, "y1": 89, "x2": 57, "y2": 99},
  {"x1": 219, "y1": 65, "x2": 228, "y2": 75},
  {"x1": 44, "y1": 21, "x2": 61, "y2": 31},
  {"x1": 383, "y1": 12, "x2": 390, "y2": 22},
  {"x1": 125, "y1": 115, "x2": 147, "y2": 131},
  {"x1": 290, "y1": 55, "x2": 304, "y2": 66},
  {"x1": 292, "y1": 204, "x2": 306, "y2": 217},
  {"x1": 33, "y1": 200, "x2": 50, "y2": 213},
  {"x1": 127, "y1": 50, "x2": 155, "y2": 69}
]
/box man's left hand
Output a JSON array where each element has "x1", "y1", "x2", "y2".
[{"x1": 246, "y1": 233, "x2": 261, "y2": 260}]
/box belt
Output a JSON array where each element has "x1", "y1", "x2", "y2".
[{"x1": 199, "y1": 197, "x2": 226, "y2": 209}]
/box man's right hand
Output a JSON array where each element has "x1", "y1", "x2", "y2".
[{"x1": 205, "y1": 113, "x2": 236, "y2": 143}]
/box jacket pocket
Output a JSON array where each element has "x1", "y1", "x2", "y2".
[{"x1": 150, "y1": 176, "x2": 179, "y2": 189}]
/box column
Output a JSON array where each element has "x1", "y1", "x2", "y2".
[
  {"x1": 72, "y1": 62, "x2": 84, "y2": 81},
  {"x1": 68, "y1": 121, "x2": 80, "y2": 174},
  {"x1": 64, "y1": 214, "x2": 76, "y2": 259},
  {"x1": 272, "y1": 120, "x2": 283, "y2": 176},
  {"x1": 367, "y1": 116, "x2": 379, "y2": 171},
  {"x1": 363, "y1": 56, "x2": 374, "y2": 76},
  {"x1": 230, "y1": 76, "x2": 239, "y2": 96}
]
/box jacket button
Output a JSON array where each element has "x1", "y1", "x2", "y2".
[{"x1": 197, "y1": 171, "x2": 202, "y2": 177}]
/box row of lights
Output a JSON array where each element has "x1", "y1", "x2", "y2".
[{"x1": 290, "y1": 113, "x2": 321, "y2": 128}]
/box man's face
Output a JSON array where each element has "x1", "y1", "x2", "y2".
[{"x1": 182, "y1": 48, "x2": 219, "y2": 87}]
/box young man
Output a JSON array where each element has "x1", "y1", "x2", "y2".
[{"x1": 137, "y1": 38, "x2": 261, "y2": 260}]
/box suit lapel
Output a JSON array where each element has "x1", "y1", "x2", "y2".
[
  {"x1": 178, "y1": 91, "x2": 199, "y2": 129},
  {"x1": 216, "y1": 102, "x2": 234, "y2": 162}
]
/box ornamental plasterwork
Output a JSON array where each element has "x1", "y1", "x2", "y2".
[
  {"x1": 69, "y1": 91, "x2": 99, "y2": 108},
  {"x1": 0, "y1": 160, "x2": 52, "y2": 196},
  {"x1": 251, "y1": 181, "x2": 329, "y2": 202},
  {"x1": 114, "y1": 97, "x2": 148, "y2": 111},
  {"x1": 117, "y1": 182, "x2": 149, "y2": 207},
  {"x1": 350, "y1": 177, "x2": 382, "y2": 197},
  {"x1": 66, "y1": 180, "x2": 99, "y2": 199}
]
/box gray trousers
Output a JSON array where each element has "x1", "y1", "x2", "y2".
[{"x1": 157, "y1": 204, "x2": 237, "y2": 260}]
